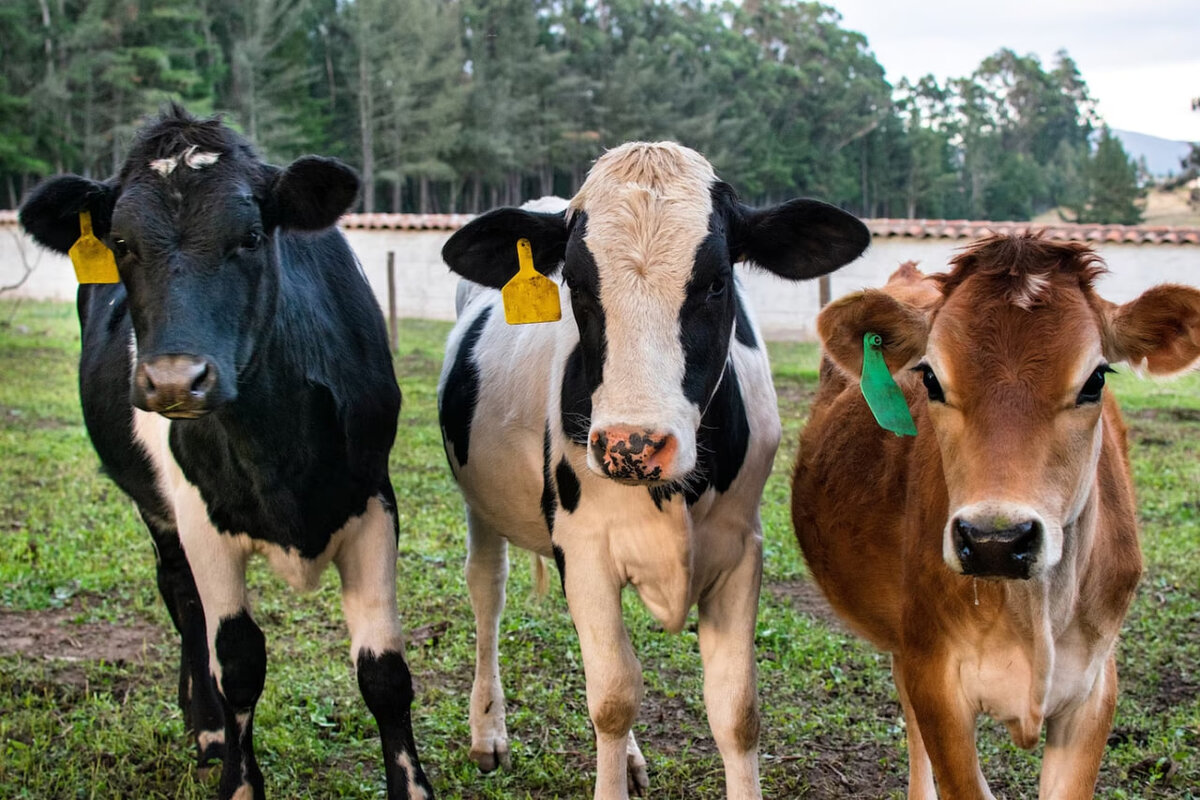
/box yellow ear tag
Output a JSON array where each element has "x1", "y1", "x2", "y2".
[
  {"x1": 68, "y1": 211, "x2": 120, "y2": 284},
  {"x1": 501, "y1": 238, "x2": 561, "y2": 325}
]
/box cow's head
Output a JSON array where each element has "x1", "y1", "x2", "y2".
[
  {"x1": 443, "y1": 141, "x2": 868, "y2": 484},
  {"x1": 19, "y1": 105, "x2": 358, "y2": 418},
  {"x1": 819, "y1": 235, "x2": 1200, "y2": 580}
]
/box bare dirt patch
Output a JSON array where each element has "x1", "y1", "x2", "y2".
[
  {"x1": 774, "y1": 380, "x2": 818, "y2": 417},
  {"x1": 1128, "y1": 407, "x2": 1200, "y2": 423},
  {"x1": 767, "y1": 579, "x2": 847, "y2": 632},
  {"x1": 0, "y1": 598, "x2": 169, "y2": 669}
]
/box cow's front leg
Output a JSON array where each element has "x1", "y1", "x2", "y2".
[
  {"x1": 697, "y1": 535, "x2": 762, "y2": 800},
  {"x1": 336, "y1": 495, "x2": 434, "y2": 800},
  {"x1": 464, "y1": 509, "x2": 510, "y2": 772},
  {"x1": 891, "y1": 657, "x2": 936, "y2": 800},
  {"x1": 175, "y1": 487, "x2": 264, "y2": 800},
  {"x1": 897, "y1": 652, "x2": 996, "y2": 800},
  {"x1": 564, "y1": 551, "x2": 643, "y2": 800},
  {"x1": 141, "y1": 511, "x2": 225, "y2": 768},
  {"x1": 1038, "y1": 654, "x2": 1117, "y2": 800}
]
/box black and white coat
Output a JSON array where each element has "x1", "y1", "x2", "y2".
[
  {"x1": 19, "y1": 107, "x2": 432, "y2": 800},
  {"x1": 437, "y1": 142, "x2": 869, "y2": 800}
]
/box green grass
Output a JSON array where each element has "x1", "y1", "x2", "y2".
[{"x1": 1, "y1": 299, "x2": 1197, "y2": 799}]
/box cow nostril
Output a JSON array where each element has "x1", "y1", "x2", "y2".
[
  {"x1": 952, "y1": 514, "x2": 1042, "y2": 578},
  {"x1": 590, "y1": 430, "x2": 608, "y2": 465},
  {"x1": 1010, "y1": 520, "x2": 1041, "y2": 562},
  {"x1": 190, "y1": 362, "x2": 211, "y2": 394},
  {"x1": 953, "y1": 518, "x2": 975, "y2": 561}
]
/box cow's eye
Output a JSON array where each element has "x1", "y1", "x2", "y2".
[
  {"x1": 112, "y1": 239, "x2": 130, "y2": 258},
  {"x1": 240, "y1": 230, "x2": 263, "y2": 250},
  {"x1": 707, "y1": 276, "x2": 727, "y2": 299},
  {"x1": 1076, "y1": 365, "x2": 1114, "y2": 406},
  {"x1": 912, "y1": 363, "x2": 945, "y2": 403}
]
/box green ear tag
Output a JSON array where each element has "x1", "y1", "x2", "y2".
[{"x1": 861, "y1": 332, "x2": 916, "y2": 437}]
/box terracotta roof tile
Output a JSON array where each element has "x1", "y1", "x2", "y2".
[
  {"x1": 865, "y1": 218, "x2": 1200, "y2": 245},
  {"x1": 1, "y1": 209, "x2": 1196, "y2": 245}
]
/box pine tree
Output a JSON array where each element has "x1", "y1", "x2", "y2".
[{"x1": 1076, "y1": 127, "x2": 1144, "y2": 224}]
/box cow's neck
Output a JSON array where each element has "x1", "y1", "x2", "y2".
[{"x1": 993, "y1": 484, "x2": 1102, "y2": 734}]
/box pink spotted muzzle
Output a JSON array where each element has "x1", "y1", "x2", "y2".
[{"x1": 590, "y1": 426, "x2": 679, "y2": 483}]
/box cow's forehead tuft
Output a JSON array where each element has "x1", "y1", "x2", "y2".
[{"x1": 570, "y1": 142, "x2": 715, "y2": 215}]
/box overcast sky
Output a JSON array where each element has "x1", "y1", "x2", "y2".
[{"x1": 829, "y1": 0, "x2": 1200, "y2": 143}]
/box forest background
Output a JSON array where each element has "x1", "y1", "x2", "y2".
[{"x1": 0, "y1": 0, "x2": 1185, "y2": 224}]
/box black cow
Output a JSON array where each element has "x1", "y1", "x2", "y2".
[{"x1": 19, "y1": 106, "x2": 432, "y2": 800}]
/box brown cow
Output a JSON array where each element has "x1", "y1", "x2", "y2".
[{"x1": 792, "y1": 234, "x2": 1200, "y2": 799}]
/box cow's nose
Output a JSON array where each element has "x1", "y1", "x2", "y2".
[
  {"x1": 134, "y1": 355, "x2": 218, "y2": 418},
  {"x1": 951, "y1": 516, "x2": 1042, "y2": 579},
  {"x1": 590, "y1": 426, "x2": 678, "y2": 483}
]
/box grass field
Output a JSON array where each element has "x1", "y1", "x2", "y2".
[{"x1": 1, "y1": 298, "x2": 1197, "y2": 799}]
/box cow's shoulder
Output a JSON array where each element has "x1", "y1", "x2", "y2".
[
  {"x1": 440, "y1": 302, "x2": 494, "y2": 472},
  {"x1": 76, "y1": 283, "x2": 173, "y2": 525}
]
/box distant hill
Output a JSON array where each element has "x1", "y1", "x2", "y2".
[
  {"x1": 1033, "y1": 185, "x2": 1200, "y2": 227},
  {"x1": 1111, "y1": 129, "x2": 1194, "y2": 178}
]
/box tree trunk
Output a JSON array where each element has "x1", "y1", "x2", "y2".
[
  {"x1": 357, "y1": 9, "x2": 375, "y2": 213},
  {"x1": 38, "y1": 0, "x2": 53, "y2": 82},
  {"x1": 860, "y1": 139, "x2": 869, "y2": 217},
  {"x1": 82, "y1": 69, "x2": 95, "y2": 179},
  {"x1": 111, "y1": 94, "x2": 123, "y2": 175},
  {"x1": 319, "y1": 23, "x2": 337, "y2": 112}
]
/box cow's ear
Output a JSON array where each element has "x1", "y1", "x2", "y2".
[
  {"x1": 731, "y1": 198, "x2": 870, "y2": 280},
  {"x1": 266, "y1": 156, "x2": 359, "y2": 231},
  {"x1": 19, "y1": 175, "x2": 116, "y2": 254},
  {"x1": 442, "y1": 207, "x2": 569, "y2": 289},
  {"x1": 1103, "y1": 284, "x2": 1200, "y2": 375},
  {"x1": 817, "y1": 289, "x2": 929, "y2": 378}
]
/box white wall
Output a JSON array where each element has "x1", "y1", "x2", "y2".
[{"x1": 3, "y1": 221, "x2": 1197, "y2": 340}]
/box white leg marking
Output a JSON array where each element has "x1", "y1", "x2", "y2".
[
  {"x1": 395, "y1": 751, "x2": 431, "y2": 800},
  {"x1": 563, "y1": 543, "x2": 641, "y2": 800},
  {"x1": 697, "y1": 535, "x2": 763, "y2": 800},
  {"x1": 197, "y1": 729, "x2": 226, "y2": 751},
  {"x1": 335, "y1": 497, "x2": 405, "y2": 661},
  {"x1": 173, "y1": 483, "x2": 252, "y2": 683},
  {"x1": 465, "y1": 511, "x2": 511, "y2": 770}
]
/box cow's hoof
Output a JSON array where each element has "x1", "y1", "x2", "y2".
[
  {"x1": 627, "y1": 754, "x2": 649, "y2": 796},
  {"x1": 469, "y1": 740, "x2": 511, "y2": 773}
]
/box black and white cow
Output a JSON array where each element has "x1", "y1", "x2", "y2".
[
  {"x1": 19, "y1": 106, "x2": 432, "y2": 800},
  {"x1": 437, "y1": 142, "x2": 869, "y2": 799}
]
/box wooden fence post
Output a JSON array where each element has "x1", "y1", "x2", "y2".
[{"x1": 387, "y1": 251, "x2": 397, "y2": 353}]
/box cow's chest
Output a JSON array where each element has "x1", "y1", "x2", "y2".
[
  {"x1": 135, "y1": 390, "x2": 375, "y2": 559},
  {"x1": 552, "y1": 463, "x2": 755, "y2": 633},
  {"x1": 954, "y1": 614, "x2": 1112, "y2": 748}
]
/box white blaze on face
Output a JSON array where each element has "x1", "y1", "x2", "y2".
[
  {"x1": 569, "y1": 142, "x2": 718, "y2": 479},
  {"x1": 149, "y1": 145, "x2": 221, "y2": 177}
]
